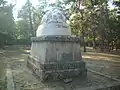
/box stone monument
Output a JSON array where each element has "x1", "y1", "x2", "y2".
[{"x1": 27, "y1": 5, "x2": 87, "y2": 81}]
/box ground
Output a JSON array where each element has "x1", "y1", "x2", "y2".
[
  {"x1": 83, "y1": 47, "x2": 120, "y2": 79},
  {"x1": 0, "y1": 46, "x2": 120, "y2": 90}
]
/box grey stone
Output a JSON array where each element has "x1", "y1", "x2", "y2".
[
  {"x1": 27, "y1": 4, "x2": 87, "y2": 82},
  {"x1": 64, "y1": 78, "x2": 73, "y2": 84},
  {"x1": 60, "y1": 53, "x2": 73, "y2": 62}
]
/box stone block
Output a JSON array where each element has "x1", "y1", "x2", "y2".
[{"x1": 27, "y1": 36, "x2": 87, "y2": 81}]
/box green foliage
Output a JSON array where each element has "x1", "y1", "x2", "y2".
[
  {"x1": 15, "y1": 0, "x2": 43, "y2": 45},
  {"x1": 0, "y1": 0, "x2": 120, "y2": 50},
  {"x1": 18, "y1": 0, "x2": 43, "y2": 37},
  {"x1": 18, "y1": 0, "x2": 34, "y2": 37},
  {"x1": 16, "y1": 20, "x2": 29, "y2": 39},
  {"x1": 69, "y1": 11, "x2": 91, "y2": 36},
  {"x1": 32, "y1": 7, "x2": 43, "y2": 31},
  {"x1": 0, "y1": 0, "x2": 16, "y2": 47},
  {"x1": 0, "y1": 5, "x2": 15, "y2": 36}
]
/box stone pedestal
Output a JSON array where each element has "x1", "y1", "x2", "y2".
[{"x1": 27, "y1": 36, "x2": 87, "y2": 81}]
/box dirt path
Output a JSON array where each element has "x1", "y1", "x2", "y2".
[
  {"x1": 0, "y1": 47, "x2": 120, "y2": 90},
  {"x1": 0, "y1": 50, "x2": 7, "y2": 89},
  {"x1": 82, "y1": 50, "x2": 120, "y2": 80}
]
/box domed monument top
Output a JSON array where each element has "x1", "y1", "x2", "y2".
[{"x1": 36, "y1": 4, "x2": 71, "y2": 36}]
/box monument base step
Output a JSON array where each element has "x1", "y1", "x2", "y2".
[{"x1": 27, "y1": 56, "x2": 87, "y2": 82}]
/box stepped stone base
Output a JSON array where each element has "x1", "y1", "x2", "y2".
[
  {"x1": 27, "y1": 36, "x2": 87, "y2": 81},
  {"x1": 27, "y1": 56, "x2": 87, "y2": 81}
]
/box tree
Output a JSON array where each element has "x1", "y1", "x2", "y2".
[
  {"x1": 106, "y1": 0, "x2": 120, "y2": 51},
  {"x1": 18, "y1": 0, "x2": 34, "y2": 37},
  {"x1": 14, "y1": 0, "x2": 120, "y2": 50},
  {"x1": 16, "y1": 20, "x2": 29, "y2": 39},
  {"x1": 64, "y1": 0, "x2": 112, "y2": 51},
  {"x1": 69, "y1": 9, "x2": 92, "y2": 52},
  {"x1": 32, "y1": 7, "x2": 43, "y2": 32},
  {"x1": 18, "y1": 0, "x2": 44, "y2": 37},
  {"x1": 0, "y1": 0, "x2": 16, "y2": 47}
]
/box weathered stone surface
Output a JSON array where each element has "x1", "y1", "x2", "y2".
[
  {"x1": 27, "y1": 54, "x2": 87, "y2": 81},
  {"x1": 36, "y1": 6, "x2": 71, "y2": 36},
  {"x1": 28, "y1": 4, "x2": 87, "y2": 81},
  {"x1": 28, "y1": 55, "x2": 86, "y2": 70},
  {"x1": 30, "y1": 37, "x2": 82, "y2": 64},
  {"x1": 31, "y1": 36, "x2": 81, "y2": 42},
  {"x1": 28, "y1": 36, "x2": 87, "y2": 81},
  {"x1": 64, "y1": 79, "x2": 73, "y2": 84}
]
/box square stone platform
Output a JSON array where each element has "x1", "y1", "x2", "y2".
[{"x1": 27, "y1": 36, "x2": 87, "y2": 81}]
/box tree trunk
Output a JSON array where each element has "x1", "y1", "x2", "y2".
[
  {"x1": 92, "y1": 30, "x2": 96, "y2": 49},
  {"x1": 82, "y1": 31, "x2": 86, "y2": 52},
  {"x1": 28, "y1": 0, "x2": 34, "y2": 37},
  {"x1": 91, "y1": 0, "x2": 96, "y2": 49},
  {"x1": 112, "y1": 41, "x2": 114, "y2": 50},
  {"x1": 115, "y1": 40, "x2": 118, "y2": 51},
  {"x1": 99, "y1": 6, "x2": 105, "y2": 52},
  {"x1": 29, "y1": 9, "x2": 34, "y2": 37},
  {"x1": 80, "y1": 9, "x2": 86, "y2": 52},
  {"x1": 100, "y1": 33, "x2": 104, "y2": 52}
]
